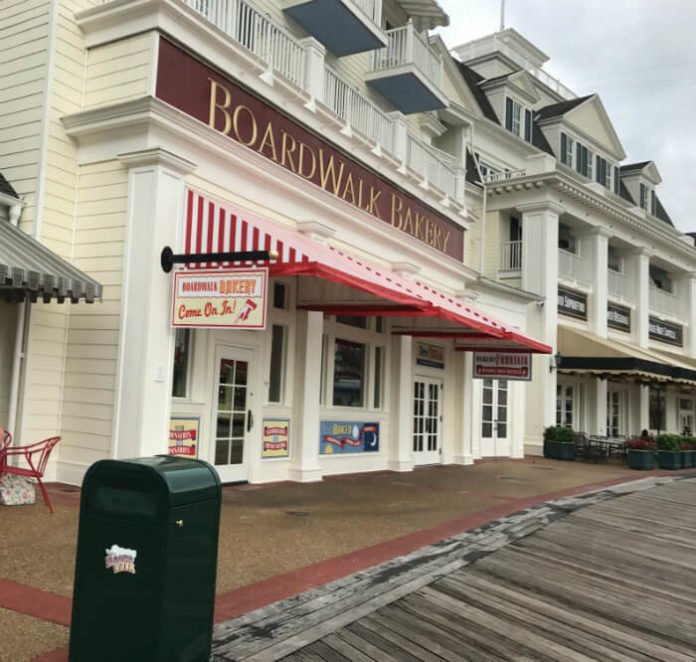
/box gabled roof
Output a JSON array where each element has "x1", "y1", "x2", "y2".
[
  {"x1": 621, "y1": 161, "x2": 652, "y2": 173},
  {"x1": 534, "y1": 95, "x2": 593, "y2": 121},
  {"x1": 653, "y1": 195, "x2": 673, "y2": 227},
  {"x1": 531, "y1": 122, "x2": 554, "y2": 155},
  {"x1": 618, "y1": 180, "x2": 635, "y2": 205},
  {"x1": 0, "y1": 173, "x2": 18, "y2": 199},
  {"x1": 454, "y1": 61, "x2": 500, "y2": 124},
  {"x1": 621, "y1": 161, "x2": 662, "y2": 185}
]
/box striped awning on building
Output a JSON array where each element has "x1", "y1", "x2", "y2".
[
  {"x1": 182, "y1": 189, "x2": 550, "y2": 354},
  {"x1": 0, "y1": 220, "x2": 102, "y2": 303}
]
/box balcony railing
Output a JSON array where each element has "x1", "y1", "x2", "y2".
[
  {"x1": 371, "y1": 23, "x2": 443, "y2": 87},
  {"x1": 500, "y1": 240, "x2": 522, "y2": 271},
  {"x1": 324, "y1": 68, "x2": 395, "y2": 153},
  {"x1": 558, "y1": 249, "x2": 590, "y2": 287},
  {"x1": 184, "y1": 0, "x2": 306, "y2": 87},
  {"x1": 406, "y1": 137, "x2": 458, "y2": 196},
  {"x1": 649, "y1": 285, "x2": 681, "y2": 320},
  {"x1": 608, "y1": 268, "x2": 632, "y2": 301}
]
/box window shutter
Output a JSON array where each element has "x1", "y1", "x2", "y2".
[
  {"x1": 561, "y1": 133, "x2": 567, "y2": 163},
  {"x1": 524, "y1": 109, "x2": 532, "y2": 142},
  {"x1": 613, "y1": 166, "x2": 620, "y2": 194},
  {"x1": 505, "y1": 97, "x2": 513, "y2": 131}
]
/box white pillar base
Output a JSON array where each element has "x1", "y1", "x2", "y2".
[
  {"x1": 452, "y1": 454, "x2": 474, "y2": 465},
  {"x1": 288, "y1": 467, "x2": 324, "y2": 482},
  {"x1": 387, "y1": 459, "x2": 415, "y2": 472}
]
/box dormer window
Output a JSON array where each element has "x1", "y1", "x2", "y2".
[
  {"x1": 595, "y1": 155, "x2": 608, "y2": 187},
  {"x1": 505, "y1": 97, "x2": 532, "y2": 143},
  {"x1": 560, "y1": 132, "x2": 574, "y2": 167},
  {"x1": 613, "y1": 166, "x2": 620, "y2": 195},
  {"x1": 640, "y1": 183, "x2": 648, "y2": 210},
  {"x1": 575, "y1": 142, "x2": 592, "y2": 178},
  {"x1": 650, "y1": 189, "x2": 657, "y2": 215}
]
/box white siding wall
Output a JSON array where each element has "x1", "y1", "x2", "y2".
[
  {"x1": 60, "y1": 161, "x2": 127, "y2": 475},
  {"x1": 83, "y1": 33, "x2": 152, "y2": 110},
  {"x1": 0, "y1": 304, "x2": 19, "y2": 428},
  {"x1": 0, "y1": 0, "x2": 52, "y2": 237}
]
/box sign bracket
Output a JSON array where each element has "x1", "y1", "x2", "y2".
[{"x1": 161, "y1": 246, "x2": 278, "y2": 273}]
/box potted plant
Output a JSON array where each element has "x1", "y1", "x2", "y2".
[
  {"x1": 543, "y1": 425, "x2": 576, "y2": 461},
  {"x1": 656, "y1": 434, "x2": 682, "y2": 470},
  {"x1": 681, "y1": 438, "x2": 696, "y2": 469},
  {"x1": 625, "y1": 439, "x2": 656, "y2": 470}
]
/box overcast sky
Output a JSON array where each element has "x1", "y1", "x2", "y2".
[{"x1": 435, "y1": 0, "x2": 696, "y2": 233}]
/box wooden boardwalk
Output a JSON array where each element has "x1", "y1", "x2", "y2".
[{"x1": 214, "y1": 477, "x2": 696, "y2": 661}]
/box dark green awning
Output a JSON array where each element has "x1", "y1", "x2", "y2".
[{"x1": 0, "y1": 220, "x2": 102, "y2": 303}]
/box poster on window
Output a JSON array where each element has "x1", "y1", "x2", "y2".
[
  {"x1": 320, "y1": 421, "x2": 379, "y2": 454},
  {"x1": 168, "y1": 417, "x2": 199, "y2": 457},
  {"x1": 262, "y1": 419, "x2": 290, "y2": 458},
  {"x1": 171, "y1": 268, "x2": 268, "y2": 329}
]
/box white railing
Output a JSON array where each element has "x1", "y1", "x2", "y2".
[
  {"x1": 649, "y1": 285, "x2": 681, "y2": 320},
  {"x1": 608, "y1": 268, "x2": 632, "y2": 301},
  {"x1": 372, "y1": 23, "x2": 443, "y2": 88},
  {"x1": 406, "y1": 137, "x2": 458, "y2": 199},
  {"x1": 324, "y1": 68, "x2": 395, "y2": 153},
  {"x1": 183, "y1": 0, "x2": 306, "y2": 88},
  {"x1": 483, "y1": 169, "x2": 526, "y2": 185},
  {"x1": 457, "y1": 35, "x2": 575, "y2": 100},
  {"x1": 500, "y1": 240, "x2": 522, "y2": 271},
  {"x1": 558, "y1": 249, "x2": 590, "y2": 287}
]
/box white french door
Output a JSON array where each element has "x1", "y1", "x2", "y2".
[
  {"x1": 480, "y1": 379, "x2": 510, "y2": 457},
  {"x1": 413, "y1": 377, "x2": 442, "y2": 465},
  {"x1": 211, "y1": 346, "x2": 256, "y2": 482}
]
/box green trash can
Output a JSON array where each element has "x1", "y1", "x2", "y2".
[{"x1": 68, "y1": 456, "x2": 221, "y2": 662}]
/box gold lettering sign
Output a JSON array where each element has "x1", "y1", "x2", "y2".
[{"x1": 156, "y1": 40, "x2": 463, "y2": 259}]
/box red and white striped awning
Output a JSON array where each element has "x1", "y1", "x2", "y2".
[{"x1": 183, "y1": 189, "x2": 551, "y2": 354}]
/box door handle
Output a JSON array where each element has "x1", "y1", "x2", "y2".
[{"x1": 247, "y1": 409, "x2": 253, "y2": 432}]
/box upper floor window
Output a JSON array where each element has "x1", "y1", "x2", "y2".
[
  {"x1": 558, "y1": 223, "x2": 576, "y2": 253},
  {"x1": 650, "y1": 189, "x2": 658, "y2": 216},
  {"x1": 505, "y1": 97, "x2": 533, "y2": 143},
  {"x1": 575, "y1": 142, "x2": 592, "y2": 178},
  {"x1": 595, "y1": 155, "x2": 609, "y2": 187},
  {"x1": 640, "y1": 183, "x2": 648, "y2": 210},
  {"x1": 613, "y1": 166, "x2": 620, "y2": 195},
  {"x1": 560, "y1": 132, "x2": 574, "y2": 167}
]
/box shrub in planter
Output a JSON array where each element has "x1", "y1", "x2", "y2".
[
  {"x1": 625, "y1": 439, "x2": 656, "y2": 470},
  {"x1": 656, "y1": 434, "x2": 682, "y2": 470},
  {"x1": 543, "y1": 425, "x2": 576, "y2": 461},
  {"x1": 681, "y1": 439, "x2": 696, "y2": 469}
]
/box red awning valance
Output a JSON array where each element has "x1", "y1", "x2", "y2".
[{"x1": 183, "y1": 189, "x2": 551, "y2": 354}]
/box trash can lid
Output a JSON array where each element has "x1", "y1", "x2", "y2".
[{"x1": 84, "y1": 456, "x2": 221, "y2": 506}]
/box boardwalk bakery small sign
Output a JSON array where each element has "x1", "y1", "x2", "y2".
[
  {"x1": 105, "y1": 544, "x2": 137, "y2": 575},
  {"x1": 172, "y1": 268, "x2": 267, "y2": 329}
]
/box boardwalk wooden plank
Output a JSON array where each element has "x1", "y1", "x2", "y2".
[
  {"x1": 330, "y1": 627, "x2": 405, "y2": 662},
  {"x1": 344, "y1": 621, "x2": 425, "y2": 662},
  {"x1": 346, "y1": 618, "x2": 447, "y2": 662}
]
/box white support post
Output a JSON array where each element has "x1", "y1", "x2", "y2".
[
  {"x1": 583, "y1": 228, "x2": 610, "y2": 337},
  {"x1": 300, "y1": 37, "x2": 326, "y2": 106},
  {"x1": 677, "y1": 273, "x2": 696, "y2": 358},
  {"x1": 290, "y1": 310, "x2": 323, "y2": 481},
  {"x1": 519, "y1": 202, "x2": 562, "y2": 447},
  {"x1": 626, "y1": 248, "x2": 651, "y2": 348},
  {"x1": 387, "y1": 111, "x2": 409, "y2": 170},
  {"x1": 452, "y1": 351, "x2": 474, "y2": 464},
  {"x1": 591, "y1": 378, "x2": 608, "y2": 436},
  {"x1": 113, "y1": 148, "x2": 197, "y2": 459},
  {"x1": 389, "y1": 334, "x2": 414, "y2": 471}
]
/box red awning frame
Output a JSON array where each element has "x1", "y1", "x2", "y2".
[{"x1": 183, "y1": 189, "x2": 551, "y2": 354}]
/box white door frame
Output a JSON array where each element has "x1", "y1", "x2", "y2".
[
  {"x1": 412, "y1": 375, "x2": 443, "y2": 465},
  {"x1": 210, "y1": 343, "x2": 260, "y2": 482},
  {"x1": 479, "y1": 378, "x2": 511, "y2": 457}
]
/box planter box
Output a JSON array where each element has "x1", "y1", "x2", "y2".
[
  {"x1": 682, "y1": 450, "x2": 696, "y2": 468},
  {"x1": 627, "y1": 449, "x2": 655, "y2": 471},
  {"x1": 657, "y1": 450, "x2": 682, "y2": 470},
  {"x1": 544, "y1": 440, "x2": 575, "y2": 461}
]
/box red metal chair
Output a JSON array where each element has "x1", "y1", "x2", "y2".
[{"x1": 0, "y1": 436, "x2": 61, "y2": 513}]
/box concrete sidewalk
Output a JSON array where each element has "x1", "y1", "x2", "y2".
[{"x1": 0, "y1": 457, "x2": 679, "y2": 661}]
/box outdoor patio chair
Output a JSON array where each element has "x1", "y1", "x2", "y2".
[
  {"x1": 1, "y1": 430, "x2": 11, "y2": 454},
  {"x1": 0, "y1": 436, "x2": 61, "y2": 513}
]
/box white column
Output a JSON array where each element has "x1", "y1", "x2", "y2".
[
  {"x1": 626, "y1": 248, "x2": 651, "y2": 347},
  {"x1": 664, "y1": 386, "x2": 678, "y2": 433},
  {"x1": 519, "y1": 202, "x2": 562, "y2": 448},
  {"x1": 451, "y1": 350, "x2": 473, "y2": 464},
  {"x1": 510, "y1": 380, "x2": 525, "y2": 458},
  {"x1": 590, "y1": 378, "x2": 608, "y2": 436},
  {"x1": 676, "y1": 273, "x2": 696, "y2": 357},
  {"x1": 389, "y1": 334, "x2": 414, "y2": 471},
  {"x1": 582, "y1": 228, "x2": 610, "y2": 337},
  {"x1": 300, "y1": 37, "x2": 326, "y2": 104},
  {"x1": 388, "y1": 111, "x2": 409, "y2": 170},
  {"x1": 113, "y1": 149, "x2": 197, "y2": 459},
  {"x1": 290, "y1": 310, "x2": 323, "y2": 481},
  {"x1": 634, "y1": 383, "x2": 650, "y2": 433}
]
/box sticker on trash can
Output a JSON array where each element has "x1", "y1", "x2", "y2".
[{"x1": 105, "y1": 544, "x2": 137, "y2": 574}]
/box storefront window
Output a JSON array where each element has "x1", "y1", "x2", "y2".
[
  {"x1": 172, "y1": 329, "x2": 191, "y2": 398},
  {"x1": 649, "y1": 387, "x2": 665, "y2": 432},
  {"x1": 268, "y1": 325, "x2": 286, "y2": 403},
  {"x1": 333, "y1": 338, "x2": 365, "y2": 407},
  {"x1": 273, "y1": 282, "x2": 286, "y2": 309},
  {"x1": 373, "y1": 346, "x2": 383, "y2": 409}
]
